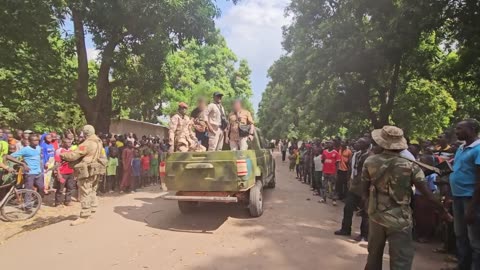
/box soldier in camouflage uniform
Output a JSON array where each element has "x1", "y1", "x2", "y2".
[
  {"x1": 61, "y1": 125, "x2": 106, "y2": 226},
  {"x1": 362, "y1": 126, "x2": 450, "y2": 270},
  {"x1": 168, "y1": 102, "x2": 206, "y2": 153}
]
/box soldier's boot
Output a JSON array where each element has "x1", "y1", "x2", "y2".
[{"x1": 70, "y1": 216, "x2": 90, "y2": 226}]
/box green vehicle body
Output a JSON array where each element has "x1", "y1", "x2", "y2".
[{"x1": 162, "y1": 129, "x2": 276, "y2": 216}]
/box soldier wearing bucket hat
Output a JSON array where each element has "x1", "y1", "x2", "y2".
[{"x1": 362, "y1": 125, "x2": 451, "y2": 270}]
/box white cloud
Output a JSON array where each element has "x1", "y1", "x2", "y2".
[
  {"x1": 86, "y1": 47, "x2": 100, "y2": 61},
  {"x1": 217, "y1": 0, "x2": 290, "y2": 109}
]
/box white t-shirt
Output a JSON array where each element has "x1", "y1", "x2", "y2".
[{"x1": 313, "y1": 156, "x2": 323, "y2": 171}]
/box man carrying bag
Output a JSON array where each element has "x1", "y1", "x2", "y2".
[{"x1": 226, "y1": 99, "x2": 254, "y2": 151}]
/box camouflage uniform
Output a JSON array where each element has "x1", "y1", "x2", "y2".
[
  {"x1": 61, "y1": 125, "x2": 106, "y2": 224},
  {"x1": 362, "y1": 150, "x2": 425, "y2": 270},
  {"x1": 227, "y1": 109, "x2": 253, "y2": 151},
  {"x1": 169, "y1": 113, "x2": 205, "y2": 152}
]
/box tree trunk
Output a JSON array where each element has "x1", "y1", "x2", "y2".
[
  {"x1": 71, "y1": 6, "x2": 118, "y2": 133},
  {"x1": 71, "y1": 6, "x2": 94, "y2": 124},
  {"x1": 376, "y1": 60, "x2": 401, "y2": 127}
]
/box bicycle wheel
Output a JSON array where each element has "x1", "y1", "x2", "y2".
[{"x1": 1, "y1": 189, "x2": 42, "y2": 221}]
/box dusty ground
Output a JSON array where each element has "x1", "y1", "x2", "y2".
[{"x1": 0, "y1": 153, "x2": 454, "y2": 269}]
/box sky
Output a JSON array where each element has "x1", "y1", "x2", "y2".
[
  {"x1": 216, "y1": 0, "x2": 291, "y2": 109},
  {"x1": 64, "y1": 0, "x2": 290, "y2": 110}
]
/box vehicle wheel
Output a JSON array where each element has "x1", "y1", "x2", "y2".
[
  {"x1": 178, "y1": 201, "x2": 198, "y2": 214},
  {"x1": 267, "y1": 171, "x2": 276, "y2": 189},
  {"x1": 1, "y1": 189, "x2": 42, "y2": 222},
  {"x1": 248, "y1": 181, "x2": 263, "y2": 217}
]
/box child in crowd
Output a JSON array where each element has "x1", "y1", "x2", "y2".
[
  {"x1": 289, "y1": 149, "x2": 298, "y2": 172},
  {"x1": 7, "y1": 144, "x2": 24, "y2": 186},
  {"x1": 150, "y1": 151, "x2": 159, "y2": 185},
  {"x1": 106, "y1": 147, "x2": 119, "y2": 193},
  {"x1": 131, "y1": 149, "x2": 141, "y2": 192},
  {"x1": 141, "y1": 149, "x2": 151, "y2": 187}
]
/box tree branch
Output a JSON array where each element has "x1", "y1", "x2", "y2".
[{"x1": 379, "y1": 59, "x2": 401, "y2": 125}]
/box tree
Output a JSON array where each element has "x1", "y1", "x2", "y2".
[
  {"x1": 0, "y1": 0, "x2": 83, "y2": 131},
  {"x1": 392, "y1": 79, "x2": 456, "y2": 139},
  {"x1": 283, "y1": 0, "x2": 449, "y2": 128},
  {"x1": 258, "y1": 0, "x2": 467, "y2": 139},
  {"x1": 68, "y1": 0, "x2": 228, "y2": 131},
  {"x1": 159, "y1": 33, "x2": 253, "y2": 117}
]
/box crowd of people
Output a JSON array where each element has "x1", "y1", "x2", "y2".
[
  {"x1": 0, "y1": 127, "x2": 170, "y2": 208},
  {"x1": 0, "y1": 91, "x2": 257, "y2": 225},
  {"x1": 1, "y1": 110, "x2": 478, "y2": 268},
  {"x1": 278, "y1": 119, "x2": 479, "y2": 270}
]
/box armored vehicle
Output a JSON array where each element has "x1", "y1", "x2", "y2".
[{"x1": 161, "y1": 128, "x2": 275, "y2": 217}]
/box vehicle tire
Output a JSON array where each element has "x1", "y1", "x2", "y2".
[
  {"x1": 178, "y1": 201, "x2": 198, "y2": 214},
  {"x1": 1, "y1": 189, "x2": 42, "y2": 222},
  {"x1": 248, "y1": 181, "x2": 263, "y2": 217}
]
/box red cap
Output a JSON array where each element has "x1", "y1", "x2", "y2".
[{"x1": 178, "y1": 102, "x2": 188, "y2": 109}]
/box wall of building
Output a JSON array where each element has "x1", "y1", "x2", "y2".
[{"x1": 110, "y1": 119, "x2": 168, "y2": 139}]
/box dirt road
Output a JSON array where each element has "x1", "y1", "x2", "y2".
[{"x1": 0, "y1": 153, "x2": 448, "y2": 270}]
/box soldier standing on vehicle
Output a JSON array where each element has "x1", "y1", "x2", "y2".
[
  {"x1": 226, "y1": 99, "x2": 254, "y2": 151},
  {"x1": 205, "y1": 92, "x2": 227, "y2": 151},
  {"x1": 191, "y1": 97, "x2": 209, "y2": 149},
  {"x1": 60, "y1": 125, "x2": 106, "y2": 226},
  {"x1": 362, "y1": 125, "x2": 451, "y2": 270},
  {"x1": 168, "y1": 102, "x2": 205, "y2": 153}
]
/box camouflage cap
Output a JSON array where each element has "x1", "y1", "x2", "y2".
[{"x1": 371, "y1": 125, "x2": 408, "y2": 150}]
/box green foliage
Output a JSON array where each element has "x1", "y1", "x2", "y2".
[
  {"x1": 160, "y1": 33, "x2": 253, "y2": 117},
  {"x1": 258, "y1": 0, "x2": 479, "y2": 140},
  {"x1": 68, "y1": 0, "x2": 239, "y2": 131},
  {"x1": 0, "y1": 0, "x2": 252, "y2": 133},
  {"x1": 393, "y1": 79, "x2": 456, "y2": 139}
]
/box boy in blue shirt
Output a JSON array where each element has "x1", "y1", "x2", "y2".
[
  {"x1": 11, "y1": 134, "x2": 45, "y2": 197},
  {"x1": 449, "y1": 119, "x2": 480, "y2": 270}
]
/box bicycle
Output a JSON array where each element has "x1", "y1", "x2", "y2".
[{"x1": 0, "y1": 171, "x2": 42, "y2": 222}]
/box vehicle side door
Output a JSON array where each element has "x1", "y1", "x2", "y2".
[{"x1": 254, "y1": 129, "x2": 273, "y2": 183}]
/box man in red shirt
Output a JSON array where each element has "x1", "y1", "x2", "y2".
[
  {"x1": 54, "y1": 138, "x2": 75, "y2": 206},
  {"x1": 321, "y1": 140, "x2": 341, "y2": 205},
  {"x1": 337, "y1": 141, "x2": 353, "y2": 200}
]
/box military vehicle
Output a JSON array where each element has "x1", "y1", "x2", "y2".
[{"x1": 160, "y1": 128, "x2": 275, "y2": 217}]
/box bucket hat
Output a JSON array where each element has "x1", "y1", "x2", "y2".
[{"x1": 371, "y1": 125, "x2": 408, "y2": 150}]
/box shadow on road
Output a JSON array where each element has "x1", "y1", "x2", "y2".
[
  {"x1": 2, "y1": 214, "x2": 77, "y2": 241},
  {"x1": 113, "y1": 189, "x2": 275, "y2": 233}
]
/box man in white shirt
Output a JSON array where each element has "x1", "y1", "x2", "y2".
[
  {"x1": 205, "y1": 92, "x2": 227, "y2": 151},
  {"x1": 313, "y1": 150, "x2": 323, "y2": 196}
]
